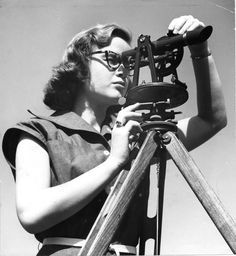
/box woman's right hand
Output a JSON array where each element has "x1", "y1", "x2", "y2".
[{"x1": 108, "y1": 103, "x2": 143, "y2": 167}]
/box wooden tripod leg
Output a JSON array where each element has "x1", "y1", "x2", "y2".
[
  {"x1": 77, "y1": 139, "x2": 142, "y2": 255},
  {"x1": 77, "y1": 169, "x2": 129, "y2": 256},
  {"x1": 155, "y1": 149, "x2": 167, "y2": 255},
  {"x1": 164, "y1": 131, "x2": 236, "y2": 253},
  {"x1": 78, "y1": 130, "x2": 158, "y2": 256}
]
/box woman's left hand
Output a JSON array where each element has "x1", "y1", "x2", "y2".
[
  {"x1": 168, "y1": 15, "x2": 210, "y2": 56},
  {"x1": 168, "y1": 15, "x2": 205, "y2": 35}
]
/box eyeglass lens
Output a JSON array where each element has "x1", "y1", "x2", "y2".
[{"x1": 91, "y1": 50, "x2": 134, "y2": 75}]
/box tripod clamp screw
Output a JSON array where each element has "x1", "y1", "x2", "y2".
[
  {"x1": 153, "y1": 131, "x2": 172, "y2": 147},
  {"x1": 161, "y1": 133, "x2": 171, "y2": 144}
]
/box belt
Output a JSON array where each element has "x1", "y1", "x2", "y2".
[{"x1": 43, "y1": 237, "x2": 136, "y2": 256}]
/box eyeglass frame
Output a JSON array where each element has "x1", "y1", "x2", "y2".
[{"x1": 90, "y1": 50, "x2": 132, "y2": 74}]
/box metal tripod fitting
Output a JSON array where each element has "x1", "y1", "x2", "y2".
[{"x1": 161, "y1": 133, "x2": 172, "y2": 144}]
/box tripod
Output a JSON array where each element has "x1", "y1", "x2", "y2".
[
  {"x1": 78, "y1": 27, "x2": 236, "y2": 255},
  {"x1": 77, "y1": 127, "x2": 236, "y2": 255}
]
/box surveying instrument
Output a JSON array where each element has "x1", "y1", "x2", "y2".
[{"x1": 78, "y1": 26, "x2": 236, "y2": 255}]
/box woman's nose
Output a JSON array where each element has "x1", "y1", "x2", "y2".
[{"x1": 116, "y1": 64, "x2": 129, "y2": 78}]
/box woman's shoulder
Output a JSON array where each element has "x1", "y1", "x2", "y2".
[
  {"x1": 3, "y1": 111, "x2": 58, "y2": 146},
  {"x1": 2, "y1": 111, "x2": 57, "y2": 169}
]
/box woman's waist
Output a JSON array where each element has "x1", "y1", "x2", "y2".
[{"x1": 41, "y1": 237, "x2": 137, "y2": 256}]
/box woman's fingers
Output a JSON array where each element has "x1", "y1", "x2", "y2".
[
  {"x1": 116, "y1": 103, "x2": 143, "y2": 126},
  {"x1": 111, "y1": 103, "x2": 144, "y2": 165},
  {"x1": 168, "y1": 15, "x2": 205, "y2": 35},
  {"x1": 110, "y1": 119, "x2": 143, "y2": 165},
  {"x1": 177, "y1": 16, "x2": 195, "y2": 34},
  {"x1": 122, "y1": 102, "x2": 141, "y2": 112},
  {"x1": 187, "y1": 20, "x2": 205, "y2": 32},
  {"x1": 125, "y1": 120, "x2": 143, "y2": 135},
  {"x1": 168, "y1": 15, "x2": 191, "y2": 33},
  {"x1": 116, "y1": 112, "x2": 143, "y2": 125}
]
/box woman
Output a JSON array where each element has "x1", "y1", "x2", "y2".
[{"x1": 2, "y1": 15, "x2": 227, "y2": 256}]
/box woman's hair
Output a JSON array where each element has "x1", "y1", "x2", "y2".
[{"x1": 43, "y1": 24, "x2": 132, "y2": 111}]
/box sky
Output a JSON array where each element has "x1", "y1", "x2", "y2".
[{"x1": 0, "y1": 0, "x2": 235, "y2": 255}]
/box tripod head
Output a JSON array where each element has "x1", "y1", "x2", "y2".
[{"x1": 120, "y1": 26, "x2": 213, "y2": 130}]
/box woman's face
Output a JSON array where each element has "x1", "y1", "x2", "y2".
[{"x1": 86, "y1": 36, "x2": 131, "y2": 106}]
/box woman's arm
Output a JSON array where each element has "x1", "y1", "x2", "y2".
[
  {"x1": 15, "y1": 103, "x2": 143, "y2": 234},
  {"x1": 16, "y1": 135, "x2": 121, "y2": 234},
  {"x1": 168, "y1": 15, "x2": 227, "y2": 150}
]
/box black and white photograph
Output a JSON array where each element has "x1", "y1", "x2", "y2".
[{"x1": 0, "y1": 0, "x2": 235, "y2": 255}]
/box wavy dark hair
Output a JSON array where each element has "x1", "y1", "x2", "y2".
[{"x1": 43, "y1": 24, "x2": 132, "y2": 111}]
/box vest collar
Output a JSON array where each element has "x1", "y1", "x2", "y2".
[{"x1": 28, "y1": 110, "x2": 107, "y2": 135}]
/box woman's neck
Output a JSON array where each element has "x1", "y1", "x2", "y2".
[{"x1": 72, "y1": 96, "x2": 108, "y2": 132}]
